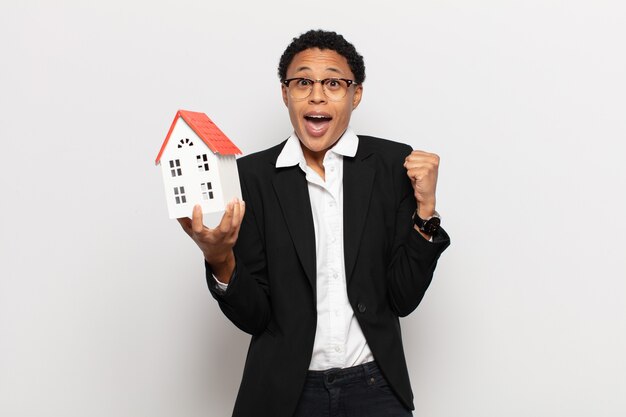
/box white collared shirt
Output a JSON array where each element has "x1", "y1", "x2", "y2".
[{"x1": 276, "y1": 128, "x2": 374, "y2": 370}]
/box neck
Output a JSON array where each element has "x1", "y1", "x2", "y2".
[{"x1": 301, "y1": 144, "x2": 327, "y2": 180}]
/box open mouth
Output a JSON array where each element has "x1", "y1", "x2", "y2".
[{"x1": 304, "y1": 113, "x2": 332, "y2": 137}]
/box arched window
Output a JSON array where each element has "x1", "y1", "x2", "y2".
[{"x1": 177, "y1": 138, "x2": 194, "y2": 148}]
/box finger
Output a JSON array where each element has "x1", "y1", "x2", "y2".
[
  {"x1": 406, "y1": 167, "x2": 429, "y2": 178},
  {"x1": 230, "y1": 200, "x2": 246, "y2": 237},
  {"x1": 405, "y1": 151, "x2": 425, "y2": 163},
  {"x1": 404, "y1": 159, "x2": 428, "y2": 170},
  {"x1": 217, "y1": 199, "x2": 236, "y2": 234},
  {"x1": 407, "y1": 150, "x2": 435, "y2": 158},
  {"x1": 238, "y1": 200, "x2": 246, "y2": 224},
  {"x1": 177, "y1": 217, "x2": 193, "y2": 237},
  {"x1": 405, "y1": 151, "x2": 439, "y2": 162},
  {"x1": 405, "y1": 161, "x2": 431, "y2": 171},
  {"x1": 191, "y1": 204, "x2": 205, "y2": 234},
  {"x1": 405, "y1": 155, "x2": 438, "y2": 167},
  {"x1": 405, "y1": 159, "x2": 440, "y2": 174},
  {"x1": 231, "y1": 198, "x2": 241, "y2": 230}
]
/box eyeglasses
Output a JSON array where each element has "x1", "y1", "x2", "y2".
[{"x1": 282, "y1": 78, "x2": 358, "y2": 101}]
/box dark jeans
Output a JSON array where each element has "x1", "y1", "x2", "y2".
[{"x1": 292, "y1": 361, "x2": 413, "y2": 417}]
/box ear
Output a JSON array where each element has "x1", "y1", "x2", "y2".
[
  {"x1": 281, "y1": 84, "x2": 289, "y2": 107},
  {"x1": 352, "y1": 84, "x2": 363, "y2": 110}
]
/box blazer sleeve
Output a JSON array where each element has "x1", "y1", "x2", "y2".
[
  {"x1": 385, "y1": 144, "x2": 451, "y2": 317},
  {"x1": 206, "y1": 176, "x2": 271, "y2": 336}
]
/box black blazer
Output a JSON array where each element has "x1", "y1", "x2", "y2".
[{"x1": 207, "y1": 135, "x2": 450, "y2": 417}]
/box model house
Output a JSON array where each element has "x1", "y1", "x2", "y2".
[{"x1": 155, "y1": 110, "x2": 242, "y2": 219}]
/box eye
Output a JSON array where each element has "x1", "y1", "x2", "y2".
[
  {"x1": 324, "y1": 79, "x2": 343, "y2": 90},
  {"x1": 296, "y1": 78, "x2": 313, "y2": 87}
]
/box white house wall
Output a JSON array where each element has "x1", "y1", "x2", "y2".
[
  {"x1": 159, "y1": 118, "x2": 225, "y2": 219},
  {"x1": 215, "y1": 155, "x2": 242, "y2": 205}
]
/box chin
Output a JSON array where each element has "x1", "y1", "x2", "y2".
[{"x1": 304, "y1": 137, "x2": 335, "y2": 153}]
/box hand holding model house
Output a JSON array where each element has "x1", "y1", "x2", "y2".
[
  {"x1": 156, "y1": 110, "x2": 244, "y2": 282},
  {"x1": 177, "y1": 200, "x2": 245, "y2": 283}
]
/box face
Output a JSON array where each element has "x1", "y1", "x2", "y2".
[{"x1": 282, "y1": 48, "x2": 363, "y2": 159}]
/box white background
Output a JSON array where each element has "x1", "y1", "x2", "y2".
[{"x1": 1, "y1": 1, "x2": 625, "y2": 416}]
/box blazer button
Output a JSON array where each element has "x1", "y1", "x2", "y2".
[{"x1": 357, "y1": 303, "x2": 366, "y2": 313}]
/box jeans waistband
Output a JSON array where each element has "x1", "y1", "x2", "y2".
[{"x1": 305, "y1": 361, "x2": 380, "y2": 386}]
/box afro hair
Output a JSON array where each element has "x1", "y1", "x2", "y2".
[{"x1": 278, "y1": 29, "x2": 366, "y2": 85}]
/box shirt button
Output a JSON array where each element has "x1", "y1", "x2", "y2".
[
  {"x1": 357, "y1": 303, "x2": 367, "y2": 313},
  {"x1": 333, "y1": 273, "x2": 338, "y2": 279},
  {"x1": 335, "y1": 346, "x2": 342, "y2": 352}
]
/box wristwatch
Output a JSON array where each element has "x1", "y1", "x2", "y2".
[{"x1": 413, "y1": 210, "x2": 441, "y2": 236}]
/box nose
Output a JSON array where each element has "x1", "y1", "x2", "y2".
[{"x1": 308, "y1": 81, "x2": 327, "y2": 104}]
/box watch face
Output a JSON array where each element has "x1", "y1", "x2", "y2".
[
  {"x1": 414, "y1": 211, "x2": 441, "y2": 235},
  {"x1": 424, "y1": 217, "x2": 441, "y2": 234}
]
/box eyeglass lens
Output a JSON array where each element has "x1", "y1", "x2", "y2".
[{"x1": 288, "y1": 79, "x2": 350, "y2": 101}]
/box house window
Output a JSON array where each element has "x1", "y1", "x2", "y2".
[
  {"x1": 201, "y1": 182, "x2": 214, "y2": 200},
  {"x1": 177, "y1": 138, "x2": 194, "y2": 148},
  {"x1": 173, "y1": 186, "x2": 186, "y2": 204},
  {"x1": 169, "y1": 159, "x2": 182, "y2": 177},
  {"x1": 197, "y1": 154, "x2": 209, "y2": 171}
]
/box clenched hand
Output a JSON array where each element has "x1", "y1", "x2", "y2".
[{"x1": 404, "y1": 150, "x2": 439, "y2": 219}]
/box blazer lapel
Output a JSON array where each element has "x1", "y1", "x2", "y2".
[
  {"x1": 343, "y1": 147, "x2": 376, "y2": 284},
  {"x1": 273, "y1": 166, "x2": 317, "y2": 293}
]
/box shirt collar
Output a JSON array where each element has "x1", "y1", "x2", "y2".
[{"x1": 275, "y1": 127, "x2": 359, "y2": 168}]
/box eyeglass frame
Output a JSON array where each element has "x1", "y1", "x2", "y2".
[{"x1": 282, "y1": 77, "x2": 359, "y2": 101}]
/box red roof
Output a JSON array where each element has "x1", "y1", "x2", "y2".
[{"x1": 155, "y1": 110, "x2": 242, "y2": 164}]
